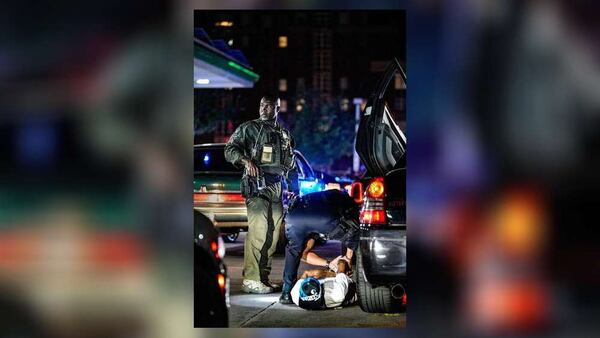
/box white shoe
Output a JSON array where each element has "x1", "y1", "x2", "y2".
[{"x1": 242, "y1": 279, "x2": 274, "y2": 294}]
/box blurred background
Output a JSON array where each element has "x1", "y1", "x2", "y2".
[{"x1": 1, "y1": 0, "x2": 600, "y2": 338}]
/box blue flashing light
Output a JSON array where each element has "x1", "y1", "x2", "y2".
[
  {"x1": 299, "y1": 180, "x2": 319, "y2": 195},
  {"x1": 335, "y1": 176, "x2": 340, "y2": 182},
  {"x1": 203, "y1": 153, "x2": 210, "y2": 165}
]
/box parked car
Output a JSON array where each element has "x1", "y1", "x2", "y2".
[
  {"x1": 193, "y1": 144, "x2": 325, "y2": 242},
  {"x1": 194, "y1": 210, "x2": 229, "y2": 327},
  {"x1": 353, "y1": 58, "x2": 407, "y2": 313}
]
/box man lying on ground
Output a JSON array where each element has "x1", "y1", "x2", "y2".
[{"x1": 290, "y1": 258, "x2": 357, "y2": 310}]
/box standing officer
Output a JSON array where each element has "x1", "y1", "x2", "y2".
[{"x1": 224, "y1": 95, "x2": 297, "y2": 294}]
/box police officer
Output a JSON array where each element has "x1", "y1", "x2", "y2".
[
  {"x1": 279, "y1": 189, "x2": 360, "y2": 303},
  {"x1": 224, "y1": 95, "x2": 297, "y2": 294}
]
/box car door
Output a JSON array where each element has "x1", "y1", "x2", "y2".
[
  {"x1": 355, "y1": 58, "x2": 407, "y2": 177},
  {"x1": 294, "y1": 150, "x2": 326, "y2": 195}
]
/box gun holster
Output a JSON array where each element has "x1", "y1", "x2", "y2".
[
  {"x1": 241, "y1": 172, "x2": 266, "y2": 198},
  {"x1": 241, "y1": 175, "x2": 258, "y2": 198}
]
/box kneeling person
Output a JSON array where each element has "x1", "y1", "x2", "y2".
[{"x1": 292, "y1": 258, "x2": 356, "y2": 310}]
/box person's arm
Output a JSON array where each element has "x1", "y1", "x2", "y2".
[
  {"x1": 301, "y1": 239, "x2": 329, "y2": 268},
  {"x1": 300, "y1": 269, "x2": 332, "y2": 279},
  {"x1": 300, "y1": 238, "x2": 316, "y2": 261},
  {"x1": 224, "y1": 124, "x2": 258, "y2": 176},
  {"x1": 224, "y1": 125, "x2": 248, "y2": 166},
  {"x1": 344, "y1": 248, "x2": 354, "y2": 261},
  {"x1": 305, "y1": 252, "x2": 330, "y2": 268}
]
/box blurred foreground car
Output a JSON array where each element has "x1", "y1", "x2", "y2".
[
  {"x1": 0, "y1": 118, "x2": 149, "y2": 337},
  {"x1": 194, "y1": 210, "x2": 228, "y2": 327},
  {"x1": 193, "y1": 144, "x2": 324, "y2": 242},
  {"x1": 353, "y1": 58, "x2": 407, "y2": 313}
]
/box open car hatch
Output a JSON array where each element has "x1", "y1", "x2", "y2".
[{"x1": 355, "y1": 58, "x2": 407, "y2": 177}]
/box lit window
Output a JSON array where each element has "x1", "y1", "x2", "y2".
[
  {"x1": 340, "y1": 98, "x2": 350, "y2": 111},
  {"x1": 278, "y1": 36, "x2": 288, "y2": 48},
  {"x1": 280, "y1": 100, "x2": 288, "y2": 112},
  {"x1": 278, "y1": 79, "x2": 287, "y2": 92},
  {"x1": 215, "y1": 21, "x2": 234, "y2": 27}
]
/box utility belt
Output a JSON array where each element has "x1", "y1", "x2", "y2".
[{"x1": 240, "y1": 168, "x2": 282, "y2": 198}]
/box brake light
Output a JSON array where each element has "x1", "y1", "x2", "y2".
[
  {"x1": 194, "y1": 192, "x2": 245, "y2": 203},
  {"x1": 210, "y1": 238, "x2": 226, "y2": 259},
  {"x1": 367, "y1": 178, "x2": 385, "y2": 198},
  {"x1": 217, "y1": 273, "x2": 226, "y2": 294},
  {"x1": 360, "y1": 177, "x2": 387, "y2": 225},
  {"x1": 360, "y1": 209, "x2": 386, "y2": 224}
]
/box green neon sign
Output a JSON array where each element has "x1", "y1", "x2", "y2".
[{"x1": 227, "y1": 61, "x2": 259, "y2": 80}]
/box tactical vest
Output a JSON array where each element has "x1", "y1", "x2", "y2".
[{"x1": 251, "y1": 121, "x2": 294, "y2": 176}]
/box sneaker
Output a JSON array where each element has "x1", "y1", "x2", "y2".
[
  {"x1": 242, "y1": 279, "x2": 274, "y2": 294},
  {"x1": 263, "y1": 281, "x2": 282, "y2": 292}
]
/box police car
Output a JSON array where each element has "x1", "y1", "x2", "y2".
[{"x1": 194, "y1": 144, "x2": 327, "y2": 242}]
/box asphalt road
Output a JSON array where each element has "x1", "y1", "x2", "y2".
[{"x1": 223, "y1": 233, "x2": 406, "y2": 328}]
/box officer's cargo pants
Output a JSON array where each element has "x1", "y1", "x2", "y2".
[{"x1": 244, "y1": 182, "x2": 283, "y2": 283}]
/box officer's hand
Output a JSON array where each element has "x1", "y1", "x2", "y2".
[
  {"x1": 285, "y1": 191, "x2": 296, "y2": 201},
  {"x1": 242, "y1": 159, "x2": 258, "y2": 177},
  {"x1": 328, "y1": 256, "x2": 343, "y2": 272}
]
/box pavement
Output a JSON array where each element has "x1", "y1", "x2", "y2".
[{"x1": 223, "y1": 233, "x2": 406, "y2": 328}]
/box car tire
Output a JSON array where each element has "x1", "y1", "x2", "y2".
[
  {"x1": 356, "y1": 249, "x2": 403, "y2": 313},
  {"x1": 222, "y1": 232, "x2": 239, "y2": 243}
]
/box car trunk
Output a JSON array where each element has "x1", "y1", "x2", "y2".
[{"x1": 193, "y1": 174, "x2": 241, "y2": 193}]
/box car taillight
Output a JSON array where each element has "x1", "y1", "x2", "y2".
[
  {"x1": 360, "y1": 209, "x2": 386, "y2": 224},
  {"x1": 217, "y1": 273, "x2": 226, "y2": 294},
  {"x1": 210, "y1": 241, "x2": 219, "y2": 256},
  {"x1": 350, "y1": 181, "x2": 364, "y2": 204},
  {"x1": 210, "y1": 238, "x2": 226, "y2": 259},
  {"x1": 367, "y1": 178, "x2": 384, "y2": 198},
  {"x1": 360, "y1": 177, "x2": 387, "y2": 225},
  {"x1": 194, "y1": 192, "x2": 245, "y2": 203}
]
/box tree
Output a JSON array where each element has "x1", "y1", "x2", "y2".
[{"x1": 292, "y1": 92, "x2": 355, "y2": 171}]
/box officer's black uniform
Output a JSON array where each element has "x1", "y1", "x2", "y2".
[{"x1": 282, "y1": 189, "x2": 360, "y2": 293}]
